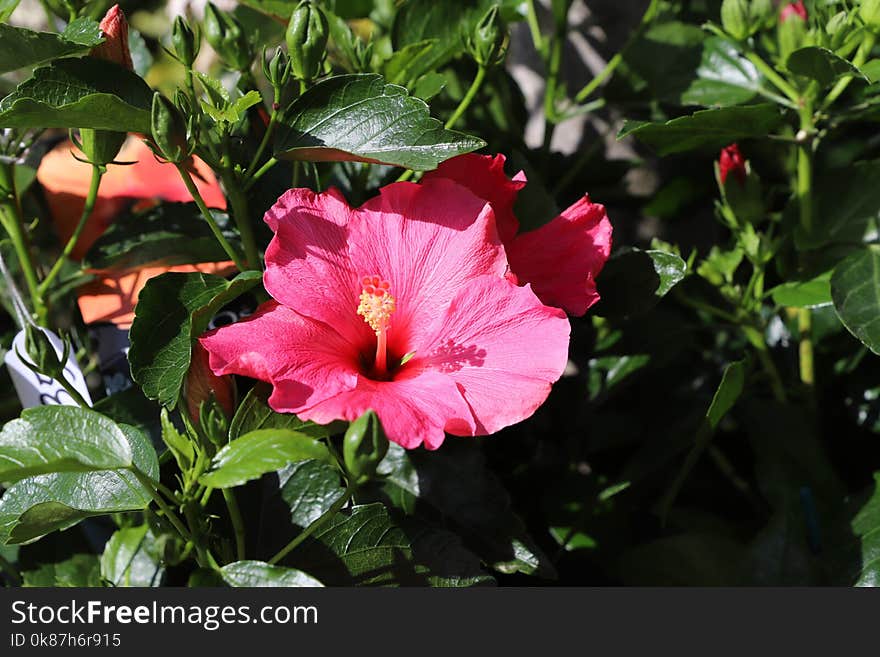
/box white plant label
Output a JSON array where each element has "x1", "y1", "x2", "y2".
[{"x1": 3, "y1": 328, "x2": 93, "y2": 408}]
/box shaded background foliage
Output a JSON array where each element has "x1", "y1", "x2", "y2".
[{"x1": 0, "y1": 0, "x2": 879, "y2": 587}]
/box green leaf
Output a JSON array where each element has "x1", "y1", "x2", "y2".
[
  {"x1": 229, "y1": 383, "x2": 343, "y2": 440},
  {"x1": 392, "y1": 0, "x2": 523, "y2": 71},
  {"x1": 84, "y1": 203, "x2": 240, "y2": 271},
  {"x1": 831, "y1": 246, "x2": 880, "y2": 354},
  {"x1": 594, "y1": 248, "x2": 687, "y2": 318},
  {"x1": 220, "y1": 560, "x2": 323, "y2": 587},
  {"x1": 803, "y1": 159, "x2": 880, "y2": 250},
  {"x1": 377, "y1": 443, "x2": 553, "y2": 577},
  {"x1": 274, "y1": 74, "x2": 485, "y2": 171},
  {"x1": 129, "y1": 271, "x2": 262, "y2": 408},
  {"x1": 0, "y1": 406, "x2": 133, "y2": 483},
  {"x1": 619, "y1": 104, "x2": 783, "y2": 155},
  {"x1": 199, "y1": 429, "x2": 332, "y2": 489},
  {"x1": 0, "y1": 20, "x2": 102, "y2": 74},
  {"x1": 22, "y1": 553, "x2": 102, "y2": 587},
  {"x1": 279, "y1": 459, "x2": 345, "y2": 529},
  {"x1": 786, "y1": 46, "x2": 866, "y2": 88},
  {"x1": 100, "y1": 524, "x2": 165, "y2": 587},
  {"x1": 852, "y1": 473, "x2": 880, "y2": 586},
  {"x1": 0, "y1": 58, "x2": 153, "y2": 133},
  {"x1": 770, "y1": 271, "x2": 832, "y2": 308},
  {"x1": 624, "y1": 24, "x2": 763, "y2": 107},
  {"x1": 0, "y1": 424, "x2": 158, "y2": 544},
  {"x1": 287, "y1": 502, "x2": 490, "y2": 586}
]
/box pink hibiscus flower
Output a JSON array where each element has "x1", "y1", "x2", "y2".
[
  {"x1": 200, "y1": 178, "x2": 571, "y2": 449},
  {"x1": 423, "y1": 154, "x2": 613, "y2": 316}
]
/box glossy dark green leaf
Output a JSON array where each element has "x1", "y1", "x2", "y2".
[
  {"x1": 229, "y1": 384, "x2": 343, "y2": 440},
  {"x1": 287, "y1": 502, "x2": 490, "y2": 586},
  {"x1": 200, "y1": 429, "x2": 332, "y2": 488},
  {"x1": 594, "y1": 248, "x2": 687, "y2": 318},
  {"x1": 377, "y1": 443, "x2": 553, "y2": 577},
  {"x1": 787, "y1": 46, "x2": 865, "y2": 88},
  {"x1": 0, "y1": 406, "x2": 133, "y2": 483},
  {"x1": 220, "y1": 560, "x2": 323, "y2": 587},
  {"x1": 129, "y1": 270, "x2": 262, "y2": 408},
  {"x1": 22, "y1": 553, "x2": 102, "y2": 587},
  {"x1": 852, "y1": 473, "x2": 880, "y2": 586},
  {"x1": 84, "y1": 203, "x2": 240, "y2": 271},
  {"x1": 831, "y1": 246, "x2": 880, "y2": 354},
  {"x1": 279, "y1": 459, "x2": 345, "y2": 529},
  {"x1": 619, "y1": 104, "x2": 783, "y2": 155},
  {"x1": 0, "y1": 58, "x2": 153, "y2": 133},
  {"x1": 100, "y1": 524, "x2": 165, "y2": 587},
  {"x1": 0, "y1": 20, "x2": 102, "y2": 74},
  {"x1": 0, "y1": 424, "x2": 158, "y2": 544},
  {"x1": 770, "y1": 271, "x2": 832, "y2": 308},
  {"x1": 274, "y1": 74, "x2": 485, "y2": 171}
]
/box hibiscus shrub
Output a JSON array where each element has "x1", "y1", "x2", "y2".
[{"x1": 1, "y1": 0, "x2": 880, "y2": 587}]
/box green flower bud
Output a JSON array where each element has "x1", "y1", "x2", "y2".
[
  {"x1": 78, "y1": 128, "x2": 126, "y2": 166},
  {"x1": 861, "y1": 0, "x2": 880, "y2": 30},
  {"x1": 721, "y1": 0, "x2": 751, "y2": 40},
  {"x1": 23, "y1": 324, "x2": 67, "y2": 380},
  {"x1": 198, "y1": 397, "x2": 230, "y2": 447},
  {"x1": 204, "y1": 2, "x2": 252, "y2": 71},
  {"x1": 262, "y1": 47, "x2": 291, "y2": 89},
  {"x1": 172, "y1": 16, "x2": 200, "y2": 67},
  {"x1": 286, "y1": 0, "x2": 329, "y2": 83},
  {"x1": 343, "y1": 410, "x2": 389, "y2": 485},
  {"x1": 150, "y1": 92, "x2": 189, "y2": 163},
  {"x1": 750, "y1": 0, "x2": 775, "y2": 30},
  {"x1": 466, "y1": 4, "x2": 508, "y2": 67}
]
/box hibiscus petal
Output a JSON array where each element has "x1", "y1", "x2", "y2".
[
  {"x1": 506, "y1": 196, "x2": 612, "y2": 316},
  {"x1": 415, "y1": 275, "x2": 570, "y2": 436},
  {"x1": 347, "y1": 178, "x2": 508, "y2": 352},
  {"x1": 262, "y1": 187, "x2": 369, "y2": 346},
  {"x1": 200, "y1": 300, "x2": 359, "y2": 413},
  {"x1": 297, "y1": 370, "x2": 475, "y2": 450},
  {"x1": 422, "y1": 153, "x2": 525, "y2": 243}
]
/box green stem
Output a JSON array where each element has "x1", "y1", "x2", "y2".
[
  {"x1": 268, "y1": 483, "x2": 355, "y2": 565},
  {"x1": 796, "y1": 102, "x2": 816, "y2": 391},
  {"x1": 246, "y1": 157, "x2": 278, "y2": 190},
  {"x1": 221, "y1": 172, "x2": 260, "y2": 271},
  {"x1": 222, "y1": 488, "x2": 246, "y2": 561},
  {"x1": 574, "y1": 0, "x2": 660, "y2": 105},
  {"x1": 445, "y1": 65, "x2": 487, "y2": 130},
  {"x1": 39, "y1": 164, "x2": 102, "y2": 296},
  {"x1": 0, "y1": 162, "x2": 44, "y2": 322},
  {"x1": 823, "y1": 31, "x2": 876, "y2": 109},
  {"x1": 131, "y1": 468, "x2": 203, "y2": 565},
  {"x1": 57, "y1": 372, "x2": 90, "y2": 408},
  {"x1": 745, "y1": 51, "x2": 801, "y2": 103},
  {"x1": 526, "y1": 0, "x2": 544, "y2": 55},
  {"x1": 542, "y1": 30, "x2": 563, "y2": 152},
  {"x1": 174, "y1": 164, "x2": 247, "y2": 272},
  {"x1": 246, "y1": 110, "x2": 279, "y2": 179}
]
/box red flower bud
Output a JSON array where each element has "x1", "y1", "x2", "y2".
[
  {"x1": 185, "y1": 341, "x2": 234, "y2": 424},
  {"x1": 780, "y1": 0, "x2": 807, "y2": 23},
  {"x1": 90, "y1": 4, "x2": 133, "y2": 70},
  {"x1": 719, "y1": 143, "x2": 747, "y2": 186}
]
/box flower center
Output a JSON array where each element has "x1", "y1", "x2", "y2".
[{"x1": 357, "y1": 275, "x2": 396, "y2": 377}]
